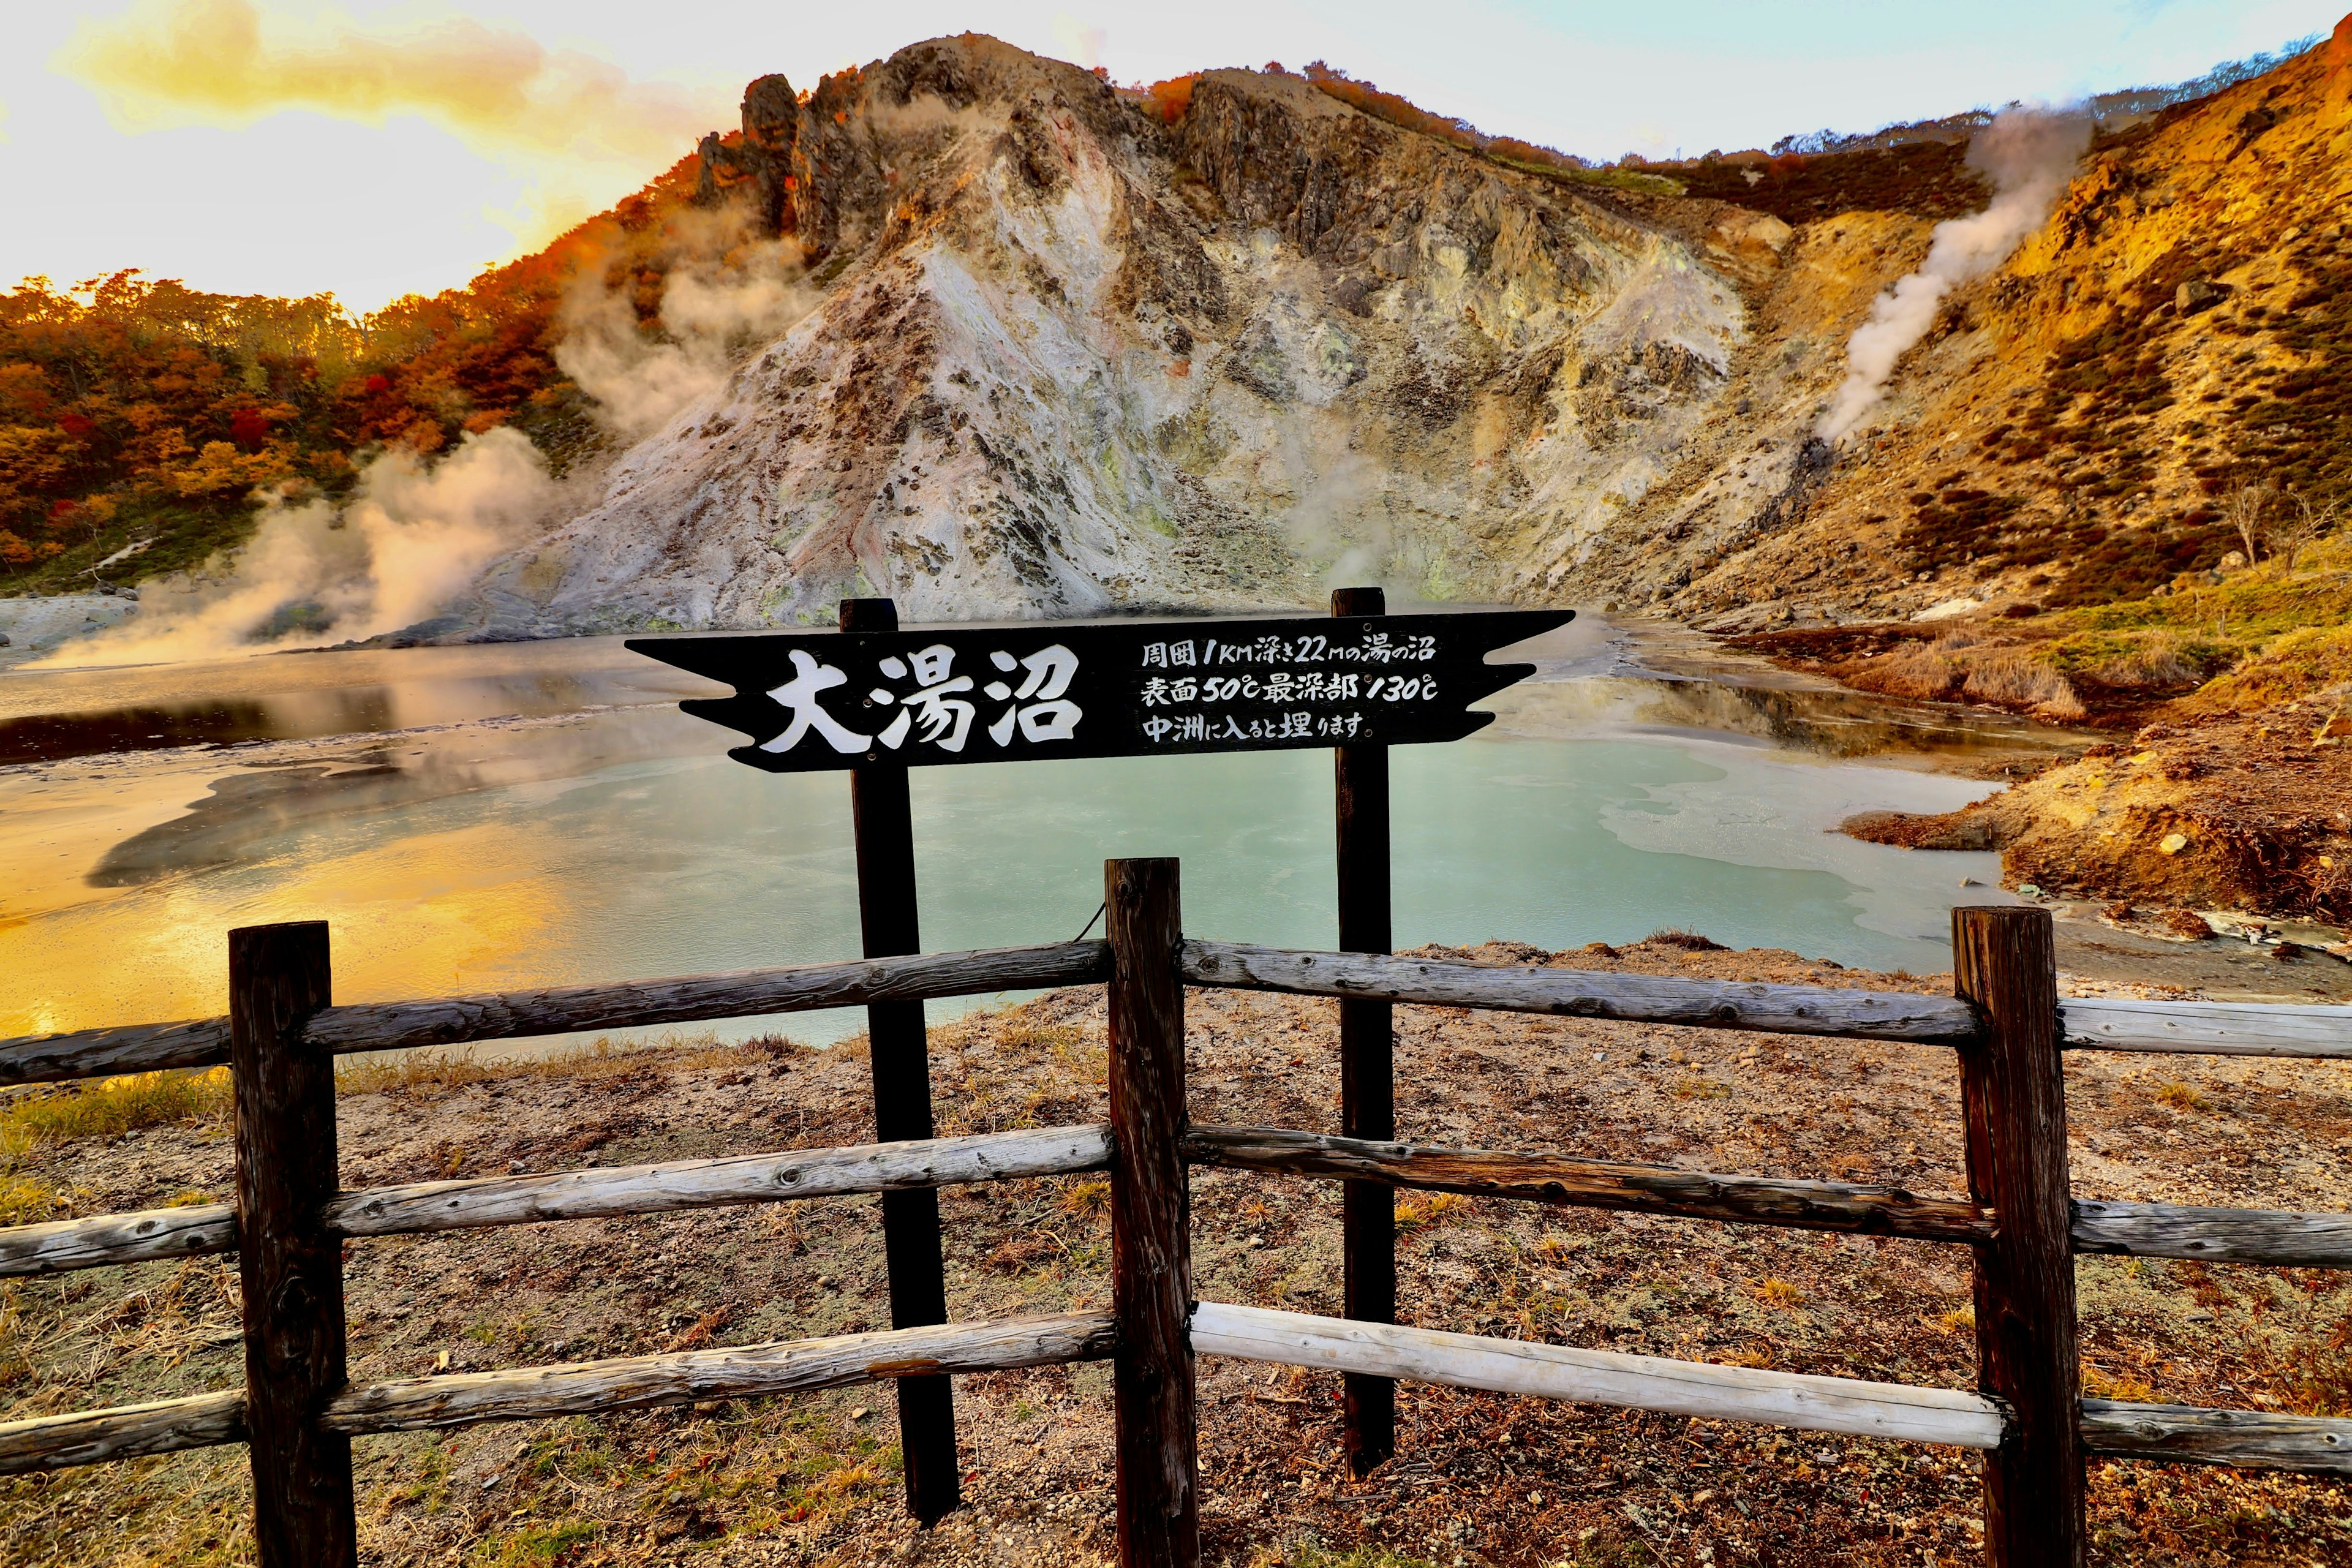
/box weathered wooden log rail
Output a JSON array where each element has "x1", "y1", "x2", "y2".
[
  {"x1": 0, "y1": 941, "x2": 1115, "y2": 1085},
  {"x1": 2, "y1": 872, "x2": 2349, "y2": 1568}
]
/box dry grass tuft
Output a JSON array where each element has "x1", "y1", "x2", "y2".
[
  {"x1": 334, "y1": 1032, "x2": 799, "y2": 1097},
  {"x1": 2082, "y1": 1365, "x2": 2158, "y2": 1403},
  {"x1": 0, "y1": 1174, "x2": 59, "y2": 1224},
  {"x1": 2162, "y1": 908, "x2": 2215, "y2": 940},
  {"x1": 2093, "y1": 630, "x2": 2205, "y2": 688},
  {"x1": 1961, "y1": 649, "x2": 2087, "y2": 719},
  {"x1": 0, "y1": 1068, "x2": 233, "y2": 1148},
  {"x1": 1058, "y1": 1178, "x2": 1110, "y2": 1218},
  {"x1": 2154, "y1": 1079, "x2": 2209, "y2": 1112},
  {"x1": 1849, "y1": 642, "x2": 1961, "y2": 700},
  {"x1": 1643, "y1": 929, "x2": 1725, "y2": 952},
  {"x1": 1395, "y1": 1191, "x2": 1473, "y2": 1234},
  {"x1": 1752, "y1": 1278, "x2": 1806, "y2": 1309}
]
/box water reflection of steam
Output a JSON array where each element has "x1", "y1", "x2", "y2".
[
  {"x1": 1489, "y1": 676, "x2": 2081, "y2": 761},
  {"x1": 0, "y1": 636, "x2": 715, "y2": 767},
  {"x1": 83, "y1": 709, "x2": 695, "y2": 886}
]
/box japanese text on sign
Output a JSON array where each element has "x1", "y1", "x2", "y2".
[
  {"x1": 1133, "y1": 627, "x2": 1440, "y2": 749},
  {"x1": 758, "y1": 642, "x2": 1084, "y2": 759}
]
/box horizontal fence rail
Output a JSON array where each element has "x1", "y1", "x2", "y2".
[
  {"x1": 0, "y1": 1313, "x2": 1116, "y2": 1475},
  {"x1": 2070, "y1": 1198, "x2": 2352, "y2": 1269},
  {"x1": 18, "y1": 1130, "x2": 2352, "y2": 1280},
  {"x1": 2059, "y1": 998, "x2": 2352, "y2": 1058},
  {"x1": 17, "y1": 944, "x2": 2346, "y2": 1093},
  {"x1": 319, "y1": 1311, "x2": 1117, "y2": 1436},
  {"x1": 1192, "y1": 1305, "x2": 2352, "y2": 1475},
  {"x1": 1183, "y1": 1125, "x2": 1996, "y2": 1244},
  {"x1": 0, "y1": 1202, "x2": 238, "y2": 1276},
  {"x1": 324, "y1": 1125, "x2": 1111, "y2": 1240},
  {"x1": 2080, "y1": 1399, "x2": 2352, "y2": 1472},
  {"x1": 0, "y1": 941, "x2": 1112, "y2": 1087},
  {"x1": 1191, "y1": 1302, "x2": 2009, "y2": 1449},
  {"x1": 1181, "y1": 941, "x2": 1983, "y2": 1044},
  {"x1": 0, "y1": 1389, "x2": 248, "y2": 1475},
  {"x1": 11, "y1": 1322, "x2": 2343, "y2": 1480},
  {"x1": 0, "y1": 1126, "x2": 1112, "y2": 1278}
]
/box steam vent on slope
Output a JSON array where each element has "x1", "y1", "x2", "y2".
[{"x1": 489, "y1": 37, "x2": 1784, "y2": 631}]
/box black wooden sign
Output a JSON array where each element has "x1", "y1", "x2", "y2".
[{"x1": 628, "y1": 609, "x2": 1571, "y2": 772}]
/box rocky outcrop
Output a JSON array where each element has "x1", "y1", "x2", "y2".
[{"x1": 696, "y1": 75, "x2": 807, "y2": 236}]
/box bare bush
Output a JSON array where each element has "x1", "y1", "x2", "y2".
[
  {"x1": 2225, "y1": 482, "x2": 2272, "y2": 564},
  {"x1": 2272, "y1": 492, "x2": 2338, "y2": 573}
]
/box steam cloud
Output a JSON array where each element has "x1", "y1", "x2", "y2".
[
  {"x1": 37, "y1": 429, "x2": 559, "y2": 668},
  {"x1": 555, "y1": 216, "x2": 821, "y2": 440},
  {"x1": 1816, "y1": 108, "x2": 2090, "y2": 442},
  {"x1": 61, "y1": 0, "x2": 728, "y2": 246}
]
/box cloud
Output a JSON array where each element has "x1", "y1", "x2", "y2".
[
  {"x1": 1050, "y1": 15, "x2": 1107, "y2": 72},
  {"x1": 58, "y1": 0, "x2": 728, "y2": 249}
]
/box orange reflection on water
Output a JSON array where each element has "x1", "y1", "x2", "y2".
[{"x1": 2, "y1": 818, "x2": 565, "y2": 1038}]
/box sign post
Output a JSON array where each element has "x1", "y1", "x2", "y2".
[
  {"x1": 1329, "y1": 586, "x2": 1395, "y2": 1474},
  {"x1": 837, "y1": 598, "x2": 958, "y2": 1524},
  {"x1": 631, "y1": 600, "x2": 1571, "y2": 1508}
]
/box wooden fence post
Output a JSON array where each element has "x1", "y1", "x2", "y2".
[
  {"x1": 1106, "y1": 858, "x2": 1199, "y2": 1568},
  {"x1": 1953, "y1": 906, "x2": 2085, "y2": 1568},
  {"x1": 228, "y1": 921, "x2": 356, "y2": 1568},
  {"x1": 1331, "y1": 585, "x2": 1396, "y2": 1474},
  {"x1": 840, "y1": 595, "x2": 959, "y2": 1524}
]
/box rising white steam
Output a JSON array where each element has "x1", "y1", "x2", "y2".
[
  {"x1": 36, "y1": 429, "x2": 558, "y2": 668},
  {"x1": 1816, "y1": 108, "x2": 2090, "y2": 442},
  {"x1": 555, "y1": 225, "x2": 819, "y2": 440}
]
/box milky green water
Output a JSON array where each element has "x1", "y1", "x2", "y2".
[{"x1": 0, "y1": 634, "x2": 2017, "y2": 1046}]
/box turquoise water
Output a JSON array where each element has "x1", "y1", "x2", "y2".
[{"x1": 0, "y1": 638, "x2": 2010, "y2": 1044}]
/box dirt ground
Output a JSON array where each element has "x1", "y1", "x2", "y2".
[{"x1": 4, "y1": 938, "x2": 2350, "y2": 1567}]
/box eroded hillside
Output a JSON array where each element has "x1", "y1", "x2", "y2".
[
  {"x1": 1602, "y1": 18, "x2": 2352, "y2": 632},
  {"x1": 486, "y1": 24, "x2": 2352, "y2": 640},
  {"x1": 10, "y1": 26, "x2": 2348, "y2": 665},
  {"x1": 487, "y1": 39, "x2": 1789, "y2": 632}
]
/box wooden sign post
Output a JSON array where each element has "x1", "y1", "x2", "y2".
[
  {"x1": 631, "y1": 600, "x2": 1570, "y2": 1514},
  {"x1": 1329, "y1": 587, "x2": 1395, "y2": 1474},
  {"x1": 836, "y1": 598, "x2": 958, "y2": 1523}
]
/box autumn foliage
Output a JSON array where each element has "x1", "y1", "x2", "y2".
[
  {"x1": 1140, "y1": 75, "x2": 1197, "y2": 125},
  {"x1": 0, "y1": 153, "x2": 707, "y2": 590}
]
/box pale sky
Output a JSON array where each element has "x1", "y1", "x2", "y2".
[{"x1": 2, "y1": 0, "x2": 2339, "y2": 311}]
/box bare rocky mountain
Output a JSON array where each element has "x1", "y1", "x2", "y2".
[
  {"x1": 490, "y1": 36, "x2": 1789, "y2": 631},
  {"x1": 486, "y1": 23, "x2": 2351, "y2": 637}
]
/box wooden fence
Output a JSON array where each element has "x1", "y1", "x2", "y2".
[{"x1": 2, "y1": 861, "x2": 2350, "y2": 1568}]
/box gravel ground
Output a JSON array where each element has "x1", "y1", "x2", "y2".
[{"x1": 4, "y1": 938, "x2": 2349, "y2": 1567}]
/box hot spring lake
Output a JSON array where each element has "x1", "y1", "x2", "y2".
[{"x1": 0, "y1": 619, "x2": 2064, "y2": 1049}]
